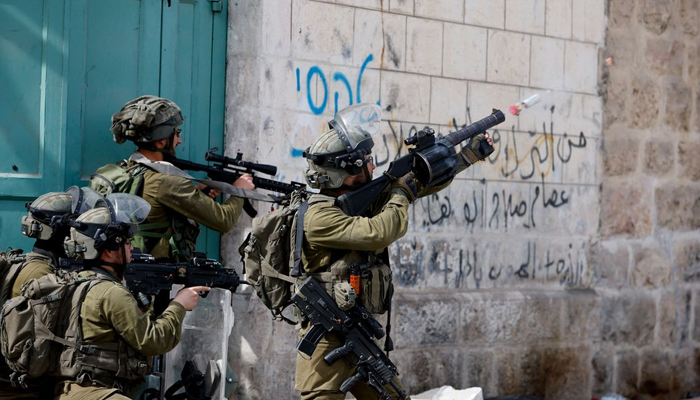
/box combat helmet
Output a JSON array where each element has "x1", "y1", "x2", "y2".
[
  {"x1": 64, "y1": 193, "x2": 150, "y2": 260},
  {"x1": 110, "y1": 95, "x2": 183, "y2": 150},
  {"x1": 20, "y1": 192, "x2": 74, "y2": 240},
  {"x1": 303, "y1": 103, "x2": 381, "y2": 189}
]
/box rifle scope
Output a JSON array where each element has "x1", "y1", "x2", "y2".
[{"x1": 205, "y1": 150, "x2": 278, "y2": 176}]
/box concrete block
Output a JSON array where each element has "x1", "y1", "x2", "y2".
[
  {"x1": 428, "y1": 349, "x2": 462, "y2": 390},
  {"x1": 625, "y1": 74, "x2": 660, "y2": 129},
  {"x1": 390, "y1": 0, "x2": 414, "y2": 15},
  {"x1": 228, "y1": 0, "x2": 263, "y2": 56},
  {"x1": 655, "y1": 184, "x2": 700, "y2": 232},
  {"x1": 563, "y1": 291, "x2": 601, "y2": 339},
  {"x1": 505, "y1": 0, "x2": 545, "y2": 34},
  {"x1": 461, "y1": 295, "x2": 562, "y2": 344},
  {"x1": 564, "y1": 41, "x2": 598, "y2": 95},
  {"x1": 592, "y1": 240, "x2": 629, "y2": 289},
  {"x1": 631, "y1": 243, "x2": 672, "y2": 289},
  {"x1": 227, "y1": 56, "x2": 262, "y2": 110},
  {"x1": 261, "y1": 0, "x2": 291, "y2": 56},
  {"x1": 467, "y1": 82, "x2": 519, "y2": 126},
  {"x1": 664, "y1": 77, "x2": 692, "y2": 132},
  {"x1": 415, "y1": 0, "x2": 464, "y2": 23},
  {"x1": 530, "y1": 36, "x2": 565, "y2": 90},
  {"x1": 353, "y1": 9, "x2": 407, "y2": 71},
  {"x1": 545, "y1": 0, "x2": 572, "y2": 39},
  {"x1": 542, "y1": 347, "x2": 590, "y2": 400},
  {"x1": 443, "y1": 23, "x2": 487, "y2": 81},
  {"x1": 486, "y1": 30, "x2": 530, "y2": 86},
  {"x1": 517, "y1": 90, "x2": 604, "y2": 138},
  {"x1": 639, "y1": 0, "x2": 672, "y2": 34},
  {"x1": 259, "y1": 58, "x2": 297, "y2": 111},
  {"x1": 572, "y1": 0, "x2": 606, "y2": 44},
  {"x1": 560, "y1": 136, "x2": 599, "y2": 186},
  {"x1": 394, "y1": 298, "x2": 459, "y2": 346},
  {"x1": 673, "y1": 239, "x2": 700, "y2": 283},
  {"x1": 609, "y1": 0, "x2": 636, "y2": 25},
  {"x1": 337, "y1": 0, "x2": 386, "y2": 11},
  {"x1": 461, "y1": 351, "x2": 494, "y2": 398},
  {"x1": 381, "y1": 70, "x2": 431, "y2": 122},
  {"x1": 679, "y1": 141, "x2": 700, "y2": 181},
  {"x1": 591, "y1": 347, "x2": 614, "y2": 396},
  {"x1": 291, "y1": 0, "x2": 354, "y2": 65},
  {"x1": 406, "y1": 17, "x2": 443, "y2": 75},
  {"x1": 494, "y1": 349, "x2": 545, "y2": 398},
  {"x1": 616, "y1": 350, "x2": 640, "y2": 399},
  {"x1": 533, "y1": 185, "x2": 599, "y2": 238},
  {"x1": 643, "y1": 140, "x2": 674, "y2": 176},
  {"x1": 645, "y1": 38, "x2": 684, "y2": 77},
  {"x1": 396, "y1": 350, "x2": 437, "y2": 395},
  {"x1": 430, "y1": 77, "x2": 467, "y2": 125},
  {"x1": 603, "y1": 137, "x2": 639, "y2": 177},
  {"x1": 601, "y1": 294, "x2": 655, "y2": 346},
  {"x1": 600, "y1": 184, "x2": 652, "y2": 238},
  {"x1": 465, "y1": 0, "x2": 505, "y2": 29}
]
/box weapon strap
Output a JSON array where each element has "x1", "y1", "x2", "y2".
[{"x1": 290, "y1": 201, "x2": 309, "y2": 277}]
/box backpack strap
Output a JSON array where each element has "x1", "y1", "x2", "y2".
[{"x1": 290, "y1": 201, "x2": 309, "y2": 277}]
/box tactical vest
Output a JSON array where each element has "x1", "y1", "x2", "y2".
[
  {"x1": 0, "y1": 270, "x2": 149, "y2": 390},
  {"x1": 0, "y1": 249, "x2": 25, "y2": 383}
]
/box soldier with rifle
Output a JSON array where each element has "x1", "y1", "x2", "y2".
[{"x1": 294, "y1": 103, "x2": 501, "y2": 400}]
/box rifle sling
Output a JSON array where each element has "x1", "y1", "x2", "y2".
[{"x1": 290, "y1": 201, "x2": 309, "y2": 277}]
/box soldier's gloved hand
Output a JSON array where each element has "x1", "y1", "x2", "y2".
[
  {"x1": 390, "y1": 172, "x2": 419, "y2": 203},
  {"x1": 461, "y1": 132, "x2": 494, "y2": 165}
]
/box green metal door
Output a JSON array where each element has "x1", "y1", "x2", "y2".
[{"x1": 0, "y1": 0, "x2": 227, "y2": 256}]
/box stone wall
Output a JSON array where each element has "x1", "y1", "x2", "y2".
[{"x1": 220, "y1": 0, "x2": 700, "y2": 399}]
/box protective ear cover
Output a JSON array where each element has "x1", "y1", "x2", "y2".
[{"x1": 21, "y1": 215, "x2": 54, "y2": 240}]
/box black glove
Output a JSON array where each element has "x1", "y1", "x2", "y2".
[{"x1": 461, "y1": 133, "x2": 494, "y2": 165}]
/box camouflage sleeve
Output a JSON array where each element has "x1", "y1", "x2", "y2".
[
  {"x1": 100, "y1": 284, "x2": 186, "y2": 357},
  {"x1": 11, "y1": 261, "x2": 54, "y2": 298},
  {"x1": 305, "y1": 192, "x2": 409, "y2": 251},
  {"x1": 156, "y1": 174, "x2": 245, "y2": 233}
]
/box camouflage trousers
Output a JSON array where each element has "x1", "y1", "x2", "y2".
[
  {"x1": 55, "y1": 383, "x2": 129, "y2": 400},
  {"x1": 295, "y1": 328, "x2": 410, "y2": 400}
]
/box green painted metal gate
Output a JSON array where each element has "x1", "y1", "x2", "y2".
[{"x1": 0, "y1": 0, "x2": 227, "y2": 256}]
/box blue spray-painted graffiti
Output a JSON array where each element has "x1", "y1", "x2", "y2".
[{"x1": 296, "y1": 54, "x2": 375, "y2": 116}]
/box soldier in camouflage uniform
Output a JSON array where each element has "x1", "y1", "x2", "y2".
[
  {"x1": 92, "y1": 95, "x2": 254, "y2": 262},
  {"x1": 57, "y1": 194, "x2": 210, "y2": 400},
  {"x1": 296, "y1": 104, "x2": 493, "y2": 400}
]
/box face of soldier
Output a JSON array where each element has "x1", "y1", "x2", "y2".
[
  {"x1": 342, "y1": 155, "x2": 375, "y2": 187},
  {"x1": 101, "y1": 238, "x2": 134, "y2": 265}
]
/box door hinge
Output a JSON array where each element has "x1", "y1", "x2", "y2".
[{"x1": 209, "y1": 0, "x2": 222, "y2": 12}]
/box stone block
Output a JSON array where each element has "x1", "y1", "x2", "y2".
[
  {"x1": 603, "y1": 69, "x2": 630, "y2": 127},
  {"x1": 530, "y1": 36, "x2": 565, "y2": 90},
  {"x1": 679, "y1": 0, "x2": 699, "y2": 35},
  {"x1": 380, "y1": 70, "x2": 431, "y2": 122},
  {"x1": 259, "y1": 58, "x2": 297, "y2": 111},
  {"x1": 405, "y1": 17, "x2": 443, "y2": 75},
  {"x1": 673, "y1": 240, "x2": 700, "y2": 283},
  {"x1": 572, "y1": 0, "x2": 606, "y2": 44},
  {"x1": 227, "y1": 56, "x2": 262, "y2": 110},
  {"x1": 643, "y1": 140, "x2": 674, "y2": 176},
  {"x1": 600, "y1": 184, "x2": 652, "y2": 238},
  {"x1": 697, "y1": 89, "x2": 700, "y2": 133},
  {"x1": 592, "y1": 347, "x2": 614, "y2": 396},
  {"x1": 609, "y1": 0, "x2": 635, "y2": 25},
  {"x1": 564, "y1": 41, "x2": 598, "y2": 95},
  {"x1": 664, "y1": 77, "x2": 692, "y2": 132},
  {"x1": 517, "y1": 90, "x2": 603, "y2": 138},
  {"x1": 462, "y1": 350, "x2": 494, "y2": 397},
  {"x1": 505, "y1": 0, "x2": 545, "y2": 34},
  {"x1": 395, "y1": 350, "x2": 435, "y2": 395},
  {"x1": 655, "y1": 184, "x2": 700, "y2": 232},
  {"x1": 465, "y1": 0, "x2": 505, "y2": 29},
  {"x1": 337, "y1": 0, "x2": 386, "y2": 10},
  {"x1": 640, "y1": 348, "x2": 676, "y2": 399},
  {"x1": 606, "y1": 29, "x2": 640, "y2": 69},
  {"x1": 228, "y1": 1, "x2": 263, "y2": 56},
  {"x1": 679, "y1": 141, "x2": 700, "y2": 181},
  {"x1": 592, "y1": 240, "x2": 629, "y2": 288},
  {"x1": 430, "y1": 348, "x2": 462, "y2": 390},
  {"x1": 390, "y1": 0, "x2": 414, "y2": 15},
  {"x1": 461, "y1": 295, "x2": 562, "y2": 344},
  {"x1": 486, "y1": 30, "x2": 530, "y2": 86},
  {"x1": 545, "y1": 0, "x2": 572, "y2": 39},
  {"x1": 616, "y1": 350, "x2": 640, "y2": 399},
  {"x1": 639, "y1": 0, "x2": 672, "y2": 34},
  {"x1": 261, "y1": 0, "x2": 291, "y2": 56},
  {"x1": 603, "y1": 137, "x2": 639, "y2": 176},
  {"x1": 655, "y1": 290, "x2": 691, "y2": 347},
  {"x1": 563, "y1": 290, "x2": 601, "y2": 339},
  {"x1": 542, "y1": 347, "x2": 590, "y2": 400},
  {"x1": 430, "y1": 77, "x2": 467, "y2": 125},
  {"x1": 625, "y1": 74, "x2": 660, "y2": 129},
  {"x1": 494, "y1": 349, "x2": 545, "y2": 397},
  {"x1": 443, "y1": 23, "x2": 487, "y2": 81},
  {"x1": 601, "y1": 294, "x2": 655, "y2": 346},
  {"x1": 394, "y1": 299, "x2": 459, "y2": 346},
  {"x1": 671, "y1": 349, "x2": 700, "y2": 397},
  {"x1": 415, "y1": 0, "x2": 463, "y2": 23},
  {"x1": 631, "y1": 243, "x2": 672, "y2": 289},
  {"x1": 291, "y1": 0, "x2": 354, "y2": 65},
  {"x1": 645, "y1": 38, "x2": 684, "y2": 77},
  {"x1": 353, "y1": 9, "x2": 406, "y2": 71},
  {"x1": 467, "y1": 82, "x2": 519, "y2": 127}
]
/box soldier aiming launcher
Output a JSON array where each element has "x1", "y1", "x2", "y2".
[
  {"x1": 293, "y1": 277, "x2": 408, "y2": 400},
  {"x1": 337, "y1": 109, "x2": 506, "y2": 216}
]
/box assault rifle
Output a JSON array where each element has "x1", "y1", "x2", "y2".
[
  {"x1": 337, "y1": 109, "x2": 506, "y2": 216},
  {"x1": 58, "y1": 251, "x2": 242, "y2": 299},
  {"x1": 292, "y1": 277, "x2": 407, "y2": 400}
]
